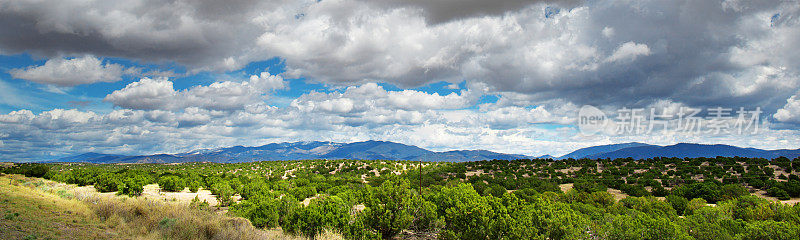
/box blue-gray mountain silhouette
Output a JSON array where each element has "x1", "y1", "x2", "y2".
[
  {"x1": 50, "y1": 140, "x2": 529, "y2": 163},
  {"x1": 50, "y1": 141, "x2": 800, "y2": 163},
  {"x1": 560, "y1": 143, "x2": 800, "y2": 160}
]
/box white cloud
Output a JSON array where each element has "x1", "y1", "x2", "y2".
[
  {"x1": 601, "y1": 26, "x2": 614, "y2": 38},
  {"x1": 9, "y1": 55, "x2": 131, "y2": 86},
  {"x1": 290, "y1": 83, "x2": 479, "y2": 120},
  {"x1": 31, "y1": 109, "x2": 98, "y2": 130},
  {"x1": 0, "y1": 109, "x2": 34, "y2": 124},
  {"x1": 104, "y1": 77, "x2": 178, "y2": 110},
  {"x1": 774, "y1": 92, "x2": 800, "y2": 124},
  {"x1": 605, "y1": 41, "x2": 650, "y2": 63},
  {"x1": 104, "y1": 71, "x2": 286, "y2": 111}
]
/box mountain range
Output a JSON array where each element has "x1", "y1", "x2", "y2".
[
  {"x1": 48, "y1": 140, "x2": 529, "y2": 163},
  {"x1": 48, "y1": 141, "x2": 800, "y2": 164},
  {"x1": 556, "y1": 143, "x2": 800, "y2": 160}
]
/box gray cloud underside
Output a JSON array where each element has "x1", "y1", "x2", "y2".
[{"x1": 3, "y1": 0, "x2": 797, "y2": 111}]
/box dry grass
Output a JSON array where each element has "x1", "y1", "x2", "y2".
[
  {"x1": 0, "y1": 174, "x2": 120, "y2": 240},
  {"x1": 87, "y1": 195, "x2": 272, "y2": 240},
  {"x1": 1, "y1": 174, "x2": 342, "y2": 240}
]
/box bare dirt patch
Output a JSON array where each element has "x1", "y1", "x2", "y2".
[
  {"x1": 606, "y1": 188, "x2": 628, "y2": 201},
  {"x1": 559, "y1": 183, "x2": 573, "y2": 193},
  {"x1": 75, "y1": 184, "x2": 222, "y2": 206},
  {"x1": 140, "y1": 184, "x2": 221, "y2": 206},
  {"x1": 753, "y1": 190, "x2": 800, "y2": 205}
]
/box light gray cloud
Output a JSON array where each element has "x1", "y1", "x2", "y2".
[
  {"x1": 9, "y1": 55, "x2": 133, "y2": 86},
  {"x1": 104, "y1": 71, "x2": 286, "y2": 111},
  {"x1": 252, "y1": 0, "x2": 800, "y2": 112},
  {"x1": 775, "y1": 91, "x2": 800, "y2": 124},
  {"x1": 0, "y1": 0, "x2": 270, "y2": 71},
  {"x1": 291, "y1": 83, "x2": 479, "y2": 114},
  {"x1": 2, "y1": 0, "x2": 798, "y2": 111},
  {"x1": 605, "y1": 41, "x2": 650, "y2": 63}
]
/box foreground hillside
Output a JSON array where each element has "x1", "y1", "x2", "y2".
[
  {"x1": 3, "y1": 157, "x2": 800, "y2": 239},
  {"x1": 0, "y1": 175, "x2": 118, "y2": 239},
  {"x1": 0, "y1": 174, "x2": 340, "y2": 240}
]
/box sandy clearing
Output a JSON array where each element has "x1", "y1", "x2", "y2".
[
  {"x1": 606, "y1": 188, "x2": 628, "y2": 201},
  {"x1": 465, "y1": 170, "x2": 484, "y2": 177},
  {"x1": 559, "y1": 183, "x2": 573, "y2": 192},
  {"x1": 75, "y1": 184, "x2": 222, "y2": 207},
  {"x1": 301, "y1": 195, "x2": 318, "y2": 207},
  {"x1": 140, "y1": 184, "x2": 221, "y2": 207},
  {"x1": 559, "y1": 183, "x2": 629, "y2": 200},
  {"x1": 753, "y1": 189, "x2": 800, "y2": 205}
]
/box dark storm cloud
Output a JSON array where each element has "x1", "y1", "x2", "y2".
[
  {"x1": 1, "y1": 0, "x2": 799, "y2": 118},
  {"x1": 0, "y1": 0, "x2": 265, "y2": 70},
  {"x1": 364, "y1": 0, "x2": 581, "y2": 24}
]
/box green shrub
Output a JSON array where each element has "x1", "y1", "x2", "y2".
[
  {"x1": 231, "y1": 197, "x2": 281, "y2": 228},
  {"x1": 736, "y1": 220, "x2": 800, "y2": 240},
  {"x1": 118, "y1": 176, "x2": 147, "y2": 196},
  {"x1": 284, "y1": 196, "x2": 350, "y2": 238},
  {"x1": 94, "y1": 174, "x2": 120, "y2": 192},
  {"x1": 685, "y1": 198, "x2": 707, "y2": 215},
  {"x1": 363, "y1": 177, "x2": 414, "y2": 238},
  {"x1": 767, "y1": 187, "x2": 791, "y2": 200},
  {"x1": 187, "y1": 181, "x2": 200, "y2": 193},
  {"x1": 602, "y1": 212, "x2": 691, "y2": 240},
  {"x1": 573, "y1": 180, "x2": 606, "y2": 193},
  {"x1": 666, "y1": 195, "x2": 689, "y2": 215},
  {"x1": 158, "y1": 176, "x2": 185, "y2": 192},
  {"x1": 211, "y1": 182, "x2": 234, "y2": 206}
]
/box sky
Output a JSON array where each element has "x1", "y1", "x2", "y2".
[{"x1": 1, "y1": 0, "x2": 800, "y2": 162}]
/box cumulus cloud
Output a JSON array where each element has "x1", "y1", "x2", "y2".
[
  {"x1": 0, "y1": 0, "x2": 268, "y2": 71},
  {"x1": 31, "y1": 109, "x2": 98, "y2": 130},
  {"x1": 0, "y1": 109, "x2": 34, "y2": 124},
  {"x1": 774, "y1": 92, "x2": 800, "y2": 124},
  {"x1": 1, "y1": 91, "x2": 798, "y2": 162},
  {"x1": 605, "y1": 42, "x2": 650, "y2": 63},
  {"x1": 2, "y1": 0, "x2": 798, "y2": 110},
  {"x1": 254, "y1": 0, "x2": 800, "y2": 111},
  {"x1": 9, "y1": 55, "x2": 133, "y2": 86},
  {"x1": 104, "y1": 77, "x2": 178, "y2": 110},
  {"x1": 104, "y1": 71, "x2": 285, "y2": 111},
  {"x1": 291, "y1": 83, "x2": 478, "y2": 114}
]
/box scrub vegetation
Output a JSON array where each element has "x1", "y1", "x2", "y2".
[{"x1": 3, "y1": 156, "x2": 800, "y2": 239}]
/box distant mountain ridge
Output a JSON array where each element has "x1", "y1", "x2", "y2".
[
  {"x1": 557, "y1": 142, "x2": 654, "y2": 159},
  {"x1": 49, "y1": 140, "x2": 531, "y2": 163},
  {"x1": 49, "y1": 141, "x2": 800, "y2": 164},
  {"x1": 557, "y1": 142, "x2": 800, "y2": 160}
]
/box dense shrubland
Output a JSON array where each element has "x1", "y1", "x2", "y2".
[{"x1": 3, "y1": 156, "x2": 800, "y2": 239}]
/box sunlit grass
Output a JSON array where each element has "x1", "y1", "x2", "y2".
[{"x1": 0, "y1": 174, "x2": 341, "y2": 240}]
